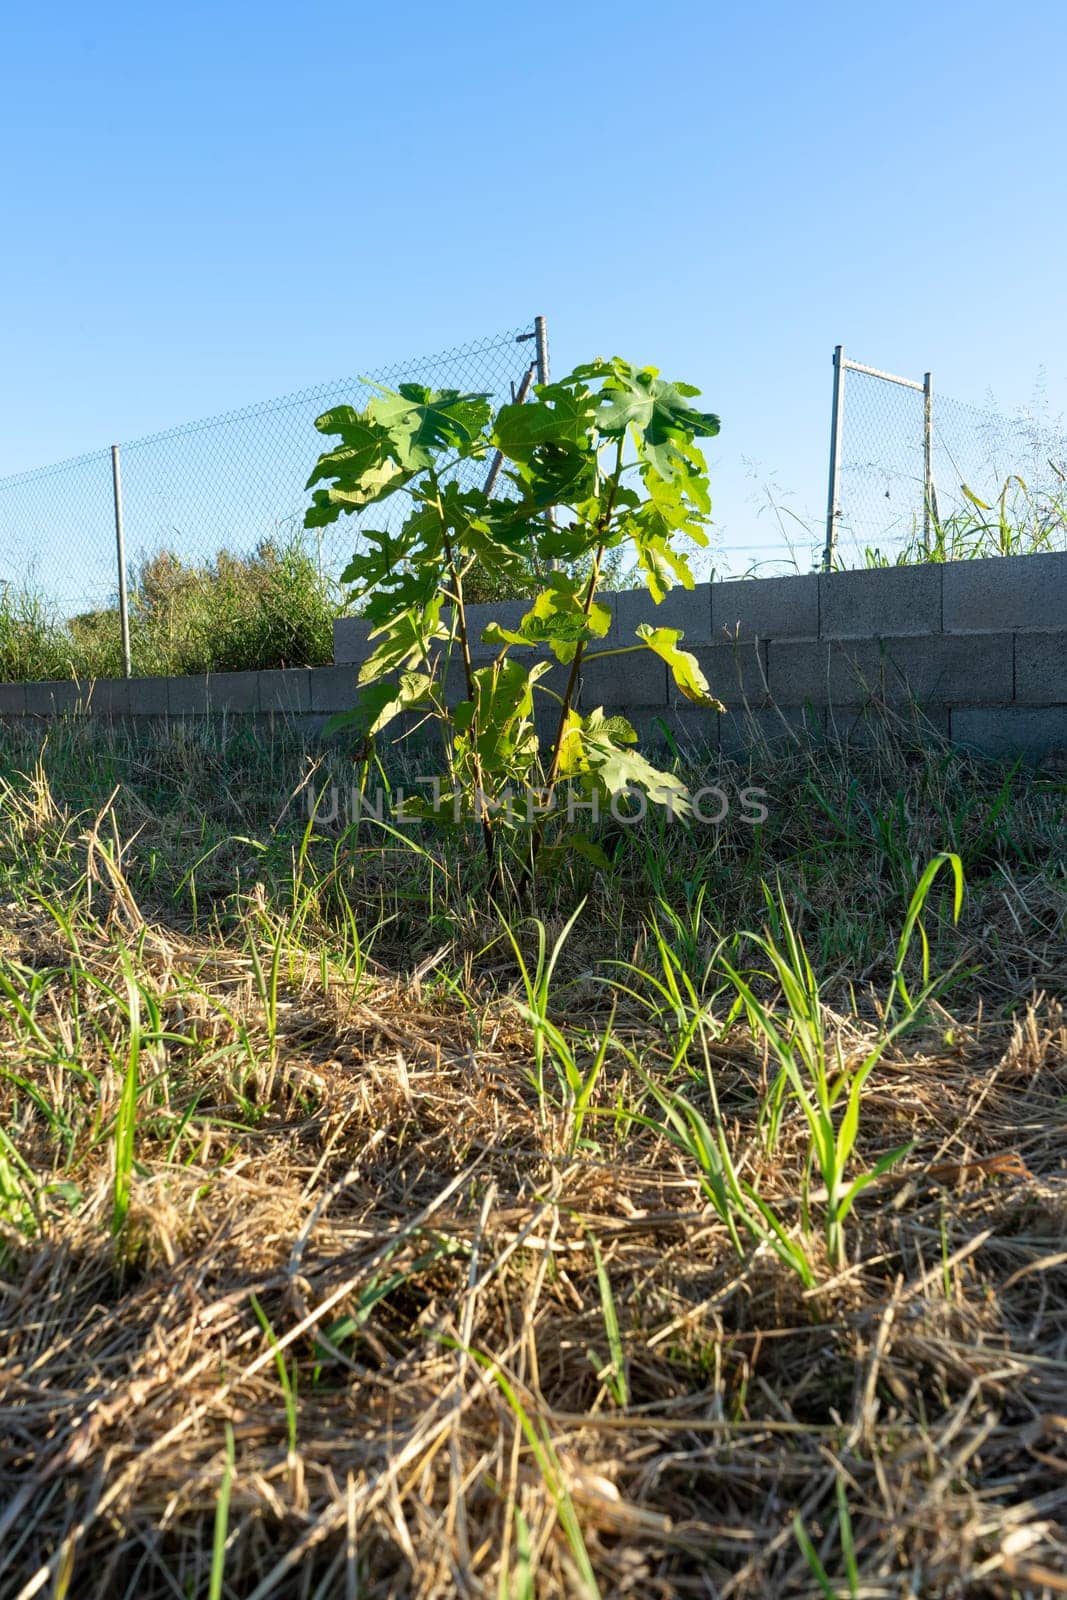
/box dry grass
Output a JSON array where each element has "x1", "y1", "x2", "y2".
[{"x1": 0, "y1": 716, "x2": 1065, "y2": 1598}]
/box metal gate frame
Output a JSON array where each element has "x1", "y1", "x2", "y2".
[{"x1": 824, "y1": 346, "x2": 935, "y2": 570}]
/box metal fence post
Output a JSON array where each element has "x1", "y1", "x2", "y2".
[
  {"x1": 526, "y1": 315, "x2": 557, "y2": 565},
  {"x1": 923, "y1": 371, "x2": 934, "y2": 546},
  {"x1": 534, "y1": 314, "x2": 550, "y2": 389},
  {"x1": 823, "y1": 345, "x2": 845, "y2": 571},
  {"x1": 110, "y1": 445, "x2": 132, "y2": 679},
  {"x1": 483, "y1": 362, "x2": 537, "y2": 499}
]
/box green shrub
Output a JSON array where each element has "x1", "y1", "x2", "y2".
[
  {"x1": 0, "y1": 537, "x2": 340, "y2": 681},
  {"x1": 126, "y1": 539, "x2": 338, "y2": 675},
  {"x1": 0, "y1": 586, "x2": 72, "y2": 682}
]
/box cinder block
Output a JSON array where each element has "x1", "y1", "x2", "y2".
[
  {"x1": 333, "y1": 617, "x2": 372, "y2": 664},
  {"x1": 597, "y1": 703, "x2": 720, "y2": 756},
  {"x1": 442, "y1": 652, "x2": 490, "y2": 709},
  {"x1": 259, "y1": 669, "x2": 312, "y2": 713},
  {"x1": 23, "y1": 680, "x2": 87, "y2": 715},
  {"x1": 85, "y1": 678, "x2": 130, "y2": 716},
  {"x1": 771, "y1": 634, "x2": 1013, "y2": 707},
  {"x1": 656, "y1": 703, "x2": 719, "y2": 756},
  {"x1": 291, "y1": 714, "x2": 335, "y2": 741},
  {"x1": 713, "y1": 573, "x2": 819, "y2": 640},
  {"x1": 391, "y1": 709, "x2": 439, "y2": 748},
  {"x1": 309, "y1": 664, "x2": 364, "y2": 713},
  {"x1": 825, "y1": 703, "x2": 950, "y2": 747},
  {"x1": 125, "y1": 714, "x2": 171, "y2": 741},
  {"x1": 887, "y1": 635, "x2": 1013, "y2": 705},
  {"x1": 769, "y1": 640, "x2": 830, "y2": 704},
  {"x1": 952, "y1": 705, "x2": 1067, "y2": 760},
  {"x1": 529, "y1": 656, "x2": 573, "y2": 717},
  {"x1": 1013, "y1": 632, "x2": 1067, "y2": 704},
  {"x1": 283, "y1": 711, "x2": 377, "y2": 744},
  {"x1": 580, "y1": 647, "x2": 669, "y2": 708},
  {"x1": 123, "y1": 677, "x2": 170, "y2": 716},
  {"x1": 205, "y1": 672, "x2": 260, "y2": 713},
  {"x1": 0, "y1": 682, "x2": 27, "y2": 715},
  {"x1": 444, "y1": 651, "x2": 571, "y2": 716},
  {"x1": 681, "y1": 640, "x2": 769, "y2": 708},
  {"x1": 820, "y1": 564, "x2": 941, "y2": 637},
  {"x1": 943, "y1": 552, "x2": 1067, "y2": 634},
  {"x1": 442, "y1": 653, "x2": 470, "y2": 710},
  {"x1": 167, "y1": 676, "x2": 209, "y2": 715},
  {"x1": 719, "y1": 705, "x2": 824, "y2": 757},
  {"x1": 532, "y1": 703, "x2": 564, "y2": 747},
  {"x1": 612, "y1": 583, "x2": 713, "y2": 646},
  {"x1": 467, "y1": 599, "x2": 532, "y2": 655}
]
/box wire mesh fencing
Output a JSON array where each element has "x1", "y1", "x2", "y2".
[
  {"x1": 928, "y1": 392, "x2": 1067, "y2": 553},
  {"x1": 0, "y1": 322, "x2": 544, "y2": 649},
  {"x1": 829, "y1": 348, "x2": 1067, "y2": 567},
  {"x1": 0, "y1": 449, "x2": 118, "y2": 618},
  {"x1": 831, "y1": 360, "x2": 928, "y2": 564}
]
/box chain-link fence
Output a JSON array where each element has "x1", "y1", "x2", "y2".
[
  {"x1": 0, "y1": 321, "x2": 544, "y2": 655},
  {"x1": 827, "y1": 348, "x2": 1067, "y2": 567},
  {"x1": 0, "y1": 448, "x2": 118, "y2": 618}
]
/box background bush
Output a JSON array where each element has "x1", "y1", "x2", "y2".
[{"x1": 0, "y1": 538, "x2": 340, "y2": 681}]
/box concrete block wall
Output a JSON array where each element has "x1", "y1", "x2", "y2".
[
  {"x1": 0, "y1": 668, "x2": 320, "y2": 724},
  {"x1": 331, "y1": 554, "x2": 1067, "y2": 758},
  {"x1": 1, "y1": 553, "x2": 1065, "y2": 760}
]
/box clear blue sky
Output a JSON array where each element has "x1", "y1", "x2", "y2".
[{"x1": 2, "y1": 0, "x2": 1065, "y2": 569}]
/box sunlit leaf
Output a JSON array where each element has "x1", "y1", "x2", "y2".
[{"x1": 633, "y1": 624, "x2": 724, "y2": 707}]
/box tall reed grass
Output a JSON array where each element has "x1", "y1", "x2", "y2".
[{"x1": 0, "y1": 536, "x2": 340, "y2": 681}]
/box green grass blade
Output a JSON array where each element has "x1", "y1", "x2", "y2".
[{"x1": 209, "y1": 1423, "x2": 235, "y2": 1600}]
